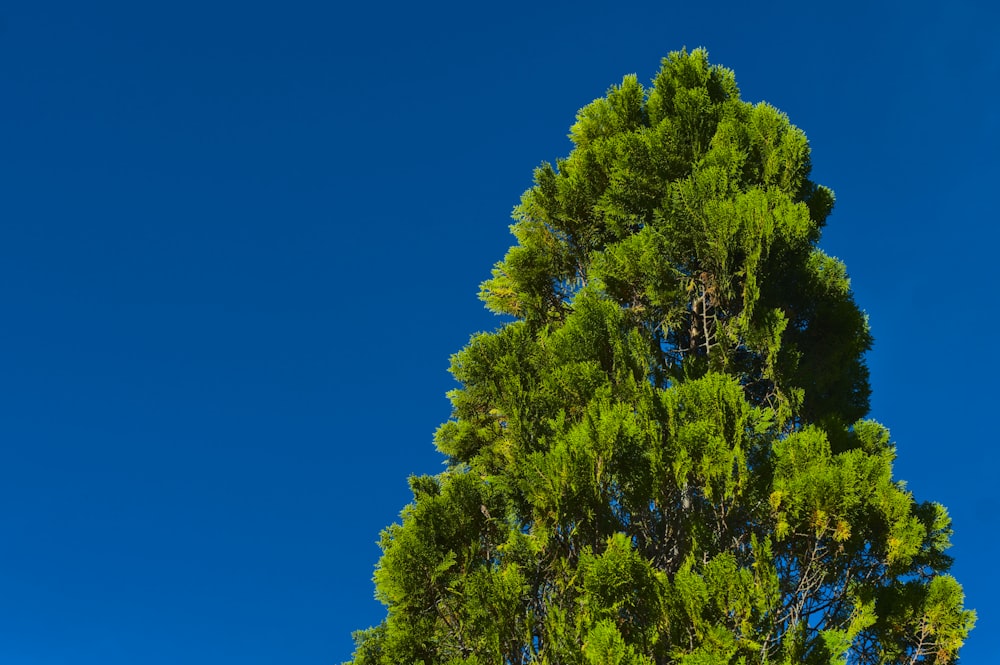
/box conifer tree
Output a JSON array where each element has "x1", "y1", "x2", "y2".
[{"x1": 348, "y1": 49, "x2": 974, "y2": 665}]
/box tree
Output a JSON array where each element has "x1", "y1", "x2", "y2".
[{"x1": 347, "y1": 49, "x2": 974, "y2": 665}]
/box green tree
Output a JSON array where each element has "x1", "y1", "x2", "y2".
[{"x1": 348, "y1": 49, "x2": 973, "y2": 665}]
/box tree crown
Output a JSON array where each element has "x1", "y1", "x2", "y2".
[{"x1": 350, "y1": 49, "x2": 973, "y2": 665}]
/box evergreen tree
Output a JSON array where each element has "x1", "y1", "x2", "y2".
[{"x1": 348, "y1": 49, "x2": 974, "y2": 665}]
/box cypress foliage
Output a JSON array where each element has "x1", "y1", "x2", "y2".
[{"x1": 348, "y1": 49, "x2": 974, "y2": 665}]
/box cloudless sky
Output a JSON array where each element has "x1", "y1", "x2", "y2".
[{"x1": 1, "y1": 1, "x2": 997, "y2": 663}]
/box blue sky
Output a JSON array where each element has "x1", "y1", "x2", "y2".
[{"x1": 0, "y1": 1, "x2": 996, "y2": 663}]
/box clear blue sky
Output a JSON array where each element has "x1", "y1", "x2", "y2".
[{"x1": 1, "y1": 1, "x2": 996, "y2": 663}]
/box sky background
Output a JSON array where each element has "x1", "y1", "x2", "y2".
[{"x1": 0, "y1": 1, "x2": 997, "y2": 663}]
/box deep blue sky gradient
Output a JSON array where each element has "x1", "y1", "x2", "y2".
[{"x1": 1, "y1": 1, "x2": 997, "y2": 663}]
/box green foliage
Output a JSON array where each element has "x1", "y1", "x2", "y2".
[{"x1": 349, "y1": 49, "x2": 973, "y2": 665}]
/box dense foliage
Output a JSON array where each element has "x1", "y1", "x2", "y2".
[{"x1": 348, "y1": 50, "x2": 973, "y2": 665}]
